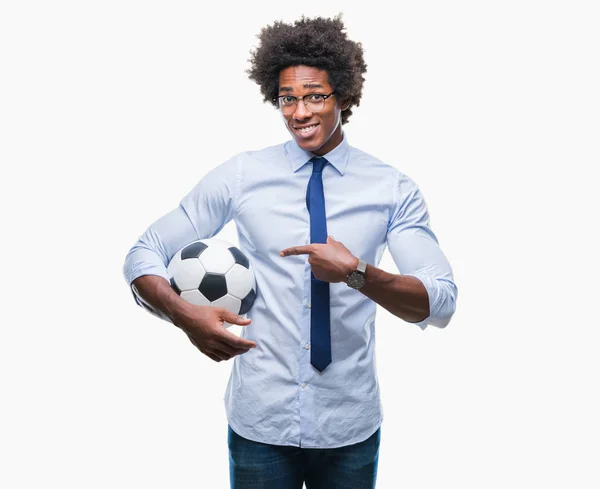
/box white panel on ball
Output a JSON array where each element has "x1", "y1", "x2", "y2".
[
  {"x1": 212, "y1": 294, "x2": 242, "y2": 315},
  {"x1": 226, "y1": 263, "x2": 254, "y2": 299},
  {"x1": 168, "y1": 257, "x2": 206, "y2": 291},
  {"x1": 198, "y1": 246, "x2": 235, "y2": 274},
  {"x1": 180, "y1": 289, "x2": 211, "y2": 307}
]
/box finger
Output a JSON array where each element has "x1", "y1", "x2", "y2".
[
  {"x1": 280, "y1": 245, "x2": 313, "y2": 257},
  {"x1": 212, "y1": 346, "x2": 233, "y2": 361},
  {"x1": 220, "y1": 328, "x2": 257, "y2": 349},
  {"x1": 224, "y1": 347, "x2": 252, "y2": 358},
  {"x1": 216, "y1": 310, "x2": 257, "y2": 348},
  {"x1": 206, "y1": 352, "x2": 223, "y2": 362},
  {"x1": 220, "y1": 309, "x2": 252, "y2": 326},
  {"x1": 216, "y1": 340, "x2": 251, "y2": 357},
  {"x1": 188, "y1": 335, "x2": 222, "y2": 362},
  {"x1": 187, "y1": 334, "x2": 201, "y2": 349},
  {"x1": 213, "y1": 343, "x2": 251, "y2": 361}
]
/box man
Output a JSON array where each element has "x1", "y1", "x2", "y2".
[{"x1": 123, "y1": 14, "x2": 457, "y2": 489}]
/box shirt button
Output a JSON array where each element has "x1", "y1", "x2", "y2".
[
  {"x1": 301, "y1": 383, "x2": 307, "y2": 389},
  {"x1": 307, "y1": 303, "x2": 311, "y2": 308},
  {"x1": 304, "y1": 343, "x2": 310, "y2": 350}
]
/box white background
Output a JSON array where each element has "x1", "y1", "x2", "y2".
[{"x1": 1, "y1": 1, "x2": 599, "y2": 488}]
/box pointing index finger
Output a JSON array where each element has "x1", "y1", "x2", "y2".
[{"x1": 280, "y1": 245, "x2": 313, "y2": 257}]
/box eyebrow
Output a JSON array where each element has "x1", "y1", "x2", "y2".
[{"x1": 279, "y1": 83, "x2": 325, "y2": 93}]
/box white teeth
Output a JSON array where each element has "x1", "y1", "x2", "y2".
[{"x1": 297, "y1": 124, "x2": 317, "y2": 133}]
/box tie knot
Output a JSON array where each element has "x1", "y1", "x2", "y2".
[{"x1": 310, "y1": 156, "x2": 328, "y2": 173}]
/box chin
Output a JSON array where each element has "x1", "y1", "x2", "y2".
[{"x1": 296, "y1": 138, "x2": 324, "y2": 153}]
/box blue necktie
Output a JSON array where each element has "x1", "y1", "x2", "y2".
[{"x1": 306, "y1": 156, "x2": 331, "y2": 372}]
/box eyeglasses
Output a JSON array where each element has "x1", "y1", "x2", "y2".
[{"x1": 273, "y1": 91, "x2": 336, "y2": 113}]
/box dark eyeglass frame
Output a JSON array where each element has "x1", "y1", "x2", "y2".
[{"x1": 273, "y1": 91, "x2": 337, "y2": 111}]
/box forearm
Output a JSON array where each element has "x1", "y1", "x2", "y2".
[
  {"x1": 356, "y1": 264, "x2": 430, "y2": 323},
  {"x1": 132, "y1": 275, "x2": 193, "y2": 325}
]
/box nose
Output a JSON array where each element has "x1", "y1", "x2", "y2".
[{"x1": 293, "y1": 99, "x2": 313, "y2": 121}]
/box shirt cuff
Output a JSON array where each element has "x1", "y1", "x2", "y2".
[{"x1": 404, "y1": 271, "x2": 439, "y2": 330}]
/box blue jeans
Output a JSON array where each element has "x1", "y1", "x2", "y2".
[{"x1": 227, "y1": 424, "x2": 380, "y2": 489}]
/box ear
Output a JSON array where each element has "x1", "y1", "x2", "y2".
[{"x1": 341, "y1": 98, "x2": 351, "y2": 111}]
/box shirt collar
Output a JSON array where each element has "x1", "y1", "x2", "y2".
[{"x1": 285, "y1": 129, "x2": 350, "y2": 175}]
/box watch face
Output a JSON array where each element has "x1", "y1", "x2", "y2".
[{"x1": 348, "y1": 272, "x2": 365, "y2": 289}]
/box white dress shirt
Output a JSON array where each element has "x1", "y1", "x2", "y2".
[{"x1": 123, "y1": 130, "x2": 457, "y2": 448}]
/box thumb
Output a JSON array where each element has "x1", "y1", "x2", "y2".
[
  {"x1": 327, "y1": 235, "x2": 335, "y2": 243},
  {"x1": 222, "y1": 310, "x2": 251, "y2": 325}
]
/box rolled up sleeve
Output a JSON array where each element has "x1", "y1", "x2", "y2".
[
  {"x1": 386, "y1": 172, "x2": 458, "y2": 329},
  {"x1": 122, "y1": 155, "x2": 240, "y2": 309}
]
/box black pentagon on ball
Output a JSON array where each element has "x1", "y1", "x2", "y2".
[
  {"x1": 169, "y1": 277, "x2": 181, "y2": 295},
  {"x1": 228, "y1": 246, "x2": 250, "y2": 269},
  {"x1": 199, "y1": 273, "x2": 227, "y2": 301},
  {"x1": 181, "y1": 241, "x2": 208, "y2": 260},
  {"x1": 239, "y1": 288, "x2": 257, "y2": 315}
]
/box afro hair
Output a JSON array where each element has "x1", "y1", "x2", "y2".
[{"x1": 247, "y1": 13, "x2": 367, "y2": 125}]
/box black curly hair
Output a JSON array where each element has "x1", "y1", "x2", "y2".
[{"x1": 246, "y1": 13, "x2": 367, "y2": 125}]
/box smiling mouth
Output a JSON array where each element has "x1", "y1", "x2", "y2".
[{"x1": 293, "y1": 124, "x2": 319, "y2": 138}]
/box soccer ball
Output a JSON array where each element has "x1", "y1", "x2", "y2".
[{"x1": 167, "y1": 238, "x2": 257, "y2": 327}]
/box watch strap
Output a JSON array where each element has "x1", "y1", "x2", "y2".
[{"x1": 356, "y1": 259, "x2": 367, "y2": 274}]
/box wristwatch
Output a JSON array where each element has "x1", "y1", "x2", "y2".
[{"x1": 346, "y1": 259, "x2": 367, "y2": 289}]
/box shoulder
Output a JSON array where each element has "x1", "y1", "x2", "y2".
[
  {"x1": 213, "y1": 142, "x2": 287, "y2": 176},
  {"x1": 347, "y1": 144, "x2": 415, "y2": 185},
  {"x1": 240, "y1": 141, "x2": 288, "y2": 162},
  {"x1": 346, "y1": 144, "x2": 425, "y2": 209}
]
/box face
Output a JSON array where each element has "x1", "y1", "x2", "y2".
[{"x1": 278, "y1": 65, "x2": 347, "y2": 156}]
